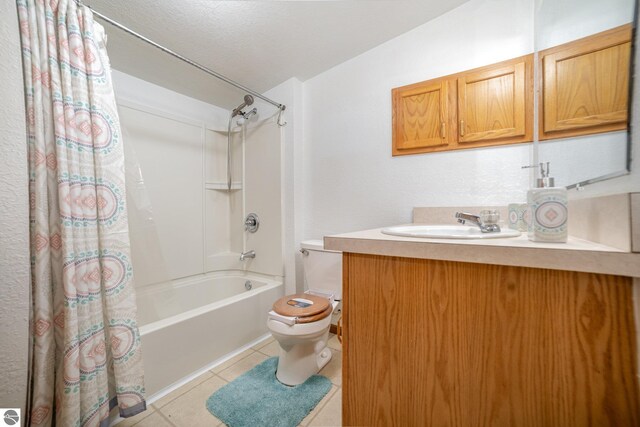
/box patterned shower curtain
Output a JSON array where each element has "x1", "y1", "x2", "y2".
[{"x1": 17, "y1": 0, "x2": 146, "y2": 425}]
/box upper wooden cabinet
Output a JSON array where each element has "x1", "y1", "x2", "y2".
[
  {"x1": 392, "y1": 55, "x2": 533, "y2": 156},
  {"x1": 458, "y1": 57, "x2": 530, "y2": 143},
  {"x1": 392, "y1": 78, "x2": 456, "y2": 154},
  {"x1": 540, "y1": 24, "x2": 632, "y2": 140}
]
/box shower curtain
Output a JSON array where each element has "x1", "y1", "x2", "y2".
[{"x1": 17, "y1": 0, "x2": 146, "y2": 425}]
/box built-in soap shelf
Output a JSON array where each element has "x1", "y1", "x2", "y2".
[{"x1": 205, "y1": 182, "x2": 242, "y2": 191}]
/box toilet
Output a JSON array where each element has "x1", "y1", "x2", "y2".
[{"x1": 267, "y1": 239, "x2": 342, "y2": 386}]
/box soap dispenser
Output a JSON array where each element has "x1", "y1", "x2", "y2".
[{"x1": 526, "y1": 162, "x2": 568, "y2": 243}]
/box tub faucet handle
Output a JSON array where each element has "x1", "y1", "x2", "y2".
[{"x1": 245, "y1": 213, "x2": 259, "y2": 233}]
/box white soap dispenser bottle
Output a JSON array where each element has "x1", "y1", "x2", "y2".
[{"x1": 527, "y1": 162, "x2": 568, "y2": 243}]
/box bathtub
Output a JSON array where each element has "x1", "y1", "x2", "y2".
[{"x1": 136, "y1": 271, "x2": 283, "y2": 397}]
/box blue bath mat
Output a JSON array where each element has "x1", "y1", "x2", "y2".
[{"x1": 206, "y1": 357, "x2": 332, "y2": 427}]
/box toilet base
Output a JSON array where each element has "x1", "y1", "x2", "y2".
[{"x1": 275, "y1": 329, "x2": 332, "y2": 386}]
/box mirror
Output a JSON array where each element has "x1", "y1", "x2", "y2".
[{"x1": 534, "y1": 0, "x2": 636, "y2": 188}]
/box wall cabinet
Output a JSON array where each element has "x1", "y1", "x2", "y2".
[
  {"x1": 392, "y1": 55, "x2": 533, "y2": 156},
  {"x1": 393, "y1": 24, "x2": 632, "y2": 155},
  {"x1": 342, "y1": 253, "x2": 639, "y2": 426},
  {"x1": 539, "y1": 25, "x2": 632, "y2": 140},
  {"x1": 458, "y1": 59, "x2": 528, "y2": 143},
  {"x1": 392, "y1": 79, "x2": 456, "y2": 152}
]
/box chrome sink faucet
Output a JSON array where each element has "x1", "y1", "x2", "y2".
[
  {"x1": 455, "y1": 211, "x2": 501, "y2": 233},
  {"x1": 240, "y1": 250, "x2": 256, "y2": 261}
]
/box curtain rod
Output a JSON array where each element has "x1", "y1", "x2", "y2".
[{"x1": 73, "y1": 0, "x2": 286, "y2": 112}]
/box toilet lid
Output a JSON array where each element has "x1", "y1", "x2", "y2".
[{"x1": 273, "y1": 293, "x2": 331, "y2": 321}]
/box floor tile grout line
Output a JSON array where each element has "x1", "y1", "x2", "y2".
[
  {"x1": 251, "y1": 337, "x2": 275, "y2": 351},
  {"x1": 257, "y1": 349, "x2": 275, "y2": 357},
  {"x1": 218, "y1": 360, "x2": 266, "y2": 382},
  {"x1": 303, "y1": 386, "x2": 338, "y2": 426},
  {"x1": 152, "y1": 371, "x2": 215, "y2": 409},
  {"x1": 215, "y1": 352, "x2": 271, "y2": 382},
  {"x1": 209, "y1": 348, "x2": 260, "y2": 375},
  {"x1": 155, "y1": 408, "x2": 178, "y2": 427},
  {"x1": 312, "y1": 386, "x2": 343, "y2": 427},
  {"x1": 212, "y1": 372, "x2": 229, "y2": 384}
]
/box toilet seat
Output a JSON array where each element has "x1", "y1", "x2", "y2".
[{"x1": 272, "y1": 293, "x2": 332, "y2": 324}]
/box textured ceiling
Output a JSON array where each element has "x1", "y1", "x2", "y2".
[{"x1": 84, "y1": 0, "x2": 468, "y2": 108}]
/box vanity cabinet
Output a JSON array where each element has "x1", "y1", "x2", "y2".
[
  {"x1": 539, "y1": 24, "x2": 632, "y2": 140},
  {"x1": 342, "y1": 253, "x2": 639, "y2": 426},
  {"x1": 392, "y1": 55, "x2": 533, "y2": 156}
]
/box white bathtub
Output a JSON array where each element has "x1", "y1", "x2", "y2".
[{"x1": 136, "y1": 271, "x2": 283, "y2": 396}]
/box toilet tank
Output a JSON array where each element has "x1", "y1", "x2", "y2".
[{"x1": 301, "y1": 239, "x2": 342, "y2": 300}]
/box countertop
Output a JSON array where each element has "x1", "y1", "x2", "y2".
[{"x1": 324, "y1": 225, "x2": 640, "y2": 277}]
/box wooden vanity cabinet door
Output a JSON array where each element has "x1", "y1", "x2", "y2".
[
  {"x1": 342, "y1": 253, "x2": 640, "y2": 426},
  {"x1": 540, "y1": 24, "x2": 631, "y2": 139},
  {"x1": 457, "y1": 55, "x2": 532, "y2": 144},
  {"x1": 392, "y1": 78, "x2": 456, "y2": 155}
]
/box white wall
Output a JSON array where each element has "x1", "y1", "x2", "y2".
[
  {"x1": 301, "y1": 0, "x2": 535, "y2": 239},
  {"x1": 535, "y1": 0, "x2": 634, "y2": 50},
  {"x1": 0, "y1": 0, "x2": 29, "y2": 413}
]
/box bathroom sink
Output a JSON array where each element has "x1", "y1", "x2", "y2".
[{"x1": 381, "y1": 225, "x2": 521, "y2": 239}]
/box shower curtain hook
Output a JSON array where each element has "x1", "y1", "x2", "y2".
[{"x1": 277, "y1": 106, "x2": 287, "y2": 127}]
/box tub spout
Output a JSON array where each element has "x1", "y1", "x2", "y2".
[{"x1": 240, "y1": 250, "x2": 256, "y2": 261}]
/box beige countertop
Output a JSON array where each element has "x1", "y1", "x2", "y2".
[{"x1": 324, "y1": 225, "x2": 640, "y2": 277}]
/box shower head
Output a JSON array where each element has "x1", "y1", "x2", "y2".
[{"x1": 232, "y1": 95, "x2": 254, "y2": 117}]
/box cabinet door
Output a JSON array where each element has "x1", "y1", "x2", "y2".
[
  {"x1": 458, "y1": 56, "x2": 532, "y2": 143},
  {"x1": 342, "y1": 253, "x2": 639, "y2": 426},
  {"x1": 392, "y1": 78, "x2": 455, "y2": 155},
  {"x1": 540, "y1": 25, "x2": 631, "y2": 139}
]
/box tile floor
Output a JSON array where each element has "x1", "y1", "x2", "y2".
[{"x1": 120, "y1": 333, "x2": 342, "y2": 427}]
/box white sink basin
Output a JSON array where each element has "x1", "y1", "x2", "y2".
[{"x1": 381, "y1": 225, "x2": 521, "y2": 239}]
